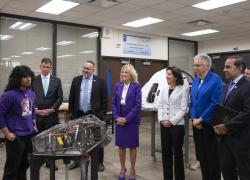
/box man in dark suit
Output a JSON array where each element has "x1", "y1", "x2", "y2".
[
  {"x1": 214, "y1": 56, "x2": 250, "y2": 180},
  {"x1": 245, "y1": 66, "x2": 250, "y2": 80},
  {"x1": 31, "y1": 57, "x2": 63, "y2": 169},
  {"x1": 68, "y1": 60, "x2": 108, "y2": 171}
]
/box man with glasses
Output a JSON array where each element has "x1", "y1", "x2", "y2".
[
  {"x1": 214, "y1": 56, "x2": 250, "y2": 180},
  {"x1": 68, "y1": 60, "x2": 108, "y2": 171},
  {"x1": 190, "y1": 54, "x2": 223, "y2": 180}
]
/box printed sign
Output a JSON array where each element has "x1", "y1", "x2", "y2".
[{"x1": 123, "y1": 34, "x2": 151, "y2": 56}]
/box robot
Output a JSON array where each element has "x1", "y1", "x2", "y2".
[{"x1": 31, "y1": 114, "x2": 111, "y2": 180}]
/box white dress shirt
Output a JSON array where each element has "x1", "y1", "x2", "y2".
[{"x1": 121, "y1": 83, "x2": 130, "y2": 105}]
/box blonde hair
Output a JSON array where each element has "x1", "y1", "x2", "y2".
[{"x1": 120, "y1": 64, "x2": 138, "y2": 83}]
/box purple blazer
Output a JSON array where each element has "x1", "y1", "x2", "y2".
[{"x1": 112, "y1": 82, "x2": 142, "y2": 124}]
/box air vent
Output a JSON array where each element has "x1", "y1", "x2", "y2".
[
  {"x1": 188, "y1": 20, "x2": 211, "y2": 26},
  {"x1": 102, "y1": 27, "x2": 112, "y2": 38},
  {"x1": 88, "y1": 0, "x2": 119, "y2": 8}
]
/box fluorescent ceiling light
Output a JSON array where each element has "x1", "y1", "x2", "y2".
[
  {"x1": 57, "y1": 41, "x2": 75, "y2": 46},
  {"x1": 21, "y1": 52, "x2": 34, "y2": 55},
  {"x1": 9, "y1": 22, "x2": 37, "y2": 31},
  {"x1": 12, "y1": 62, "x2": 21, "y2": 67},
  {"x1": 80, "y1": 50, "x2": 96, "y2": 54},
  {"x1": 35, "y1": 47, "x2": 51, "y2": 51},
  {"x1": 9, "y1": 22, "x2": 23, "y2": 29},
  {"x1": 10, "y1": 55, "x2": 21, "y2": 58},
  {"x1": 36, "y1": 0, "x2": 79, "y2": 15},
  {"x1": 192, "y1": 0, "x2": 247, "y2": 10},
  {"x1": 182, "y1": 29, "x2": 219, "y2": 36},
  {"x1": 57, "y1": 54, "x2": 75, "y2": 58},
  {"x1": 81, "y1": 32, "x2": 99, "y2": 38},
  {"x1": 2, "y1": 57, "x2": 11, "y2": 60},
  {"x1": 0, "y1": 34, "x2": 13, "y2": 40},
  {"x1": 123, "y1": 17, "x2": 164, "y2": 27}
]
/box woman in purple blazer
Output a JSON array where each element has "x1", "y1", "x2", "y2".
[{"x1": 112, "y1": 64, "x2": 142, "y2": 180}]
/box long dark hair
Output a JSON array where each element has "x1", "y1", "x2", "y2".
[
  {"x1": 167, "y1": 66, "x2": 184, "y2": 86},
  {"x1": 5, "y1": 65, "x2": 34, "y2": 92}
]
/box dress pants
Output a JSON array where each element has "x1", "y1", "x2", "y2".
[
  {"x1": 160, "y1": 124, "x2": 185, "y2": 180},
  {"x1": 195, "y1": 124, "x2": 221, "y2": 180},
  {"x1": 219, "y1": 140, "x2": 250, "y2": 180},
  {"x1": 3, "y1": 135, "x2": 33, "y2": 180},
  {"x1": 192, "y1": 126, "x2": 200, "y2": 161}
]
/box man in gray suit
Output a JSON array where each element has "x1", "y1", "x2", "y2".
[{"x1": 31, "y1": 57, "x2": 63, "y2": 168}]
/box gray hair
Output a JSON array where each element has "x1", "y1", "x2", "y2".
[
  {"x1": 84, "y1": 60, "x2": 95, "y2": 67},
  {"x1": 194, "y1": 54, "x2": 212, "y2": 70}
]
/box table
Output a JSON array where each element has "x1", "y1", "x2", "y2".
[{"x1": 29, "y1": 146, "x2": 100, "y2": 180}]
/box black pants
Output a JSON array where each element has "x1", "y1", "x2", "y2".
[
  {"x1": 160, "y1": 124, "x2": 185, "y2": 180},
  {"x1": 192, "y1": 126, "x2": 200, "y2": 161},
  {"x1": 36, "y1": 116, "x2": 58, "y2": 134},
  {"x1": 3, "y1": 135, "x2": 33, "y2": 180},
  {"x1": 219, "y1": 141, "x2": 250, "y2": 180},
  {"x1": 195, "y1": 124, "x2": 221, "y2": 180}
]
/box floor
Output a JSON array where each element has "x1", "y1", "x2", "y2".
[{"x1": 0, "y1": 120, "x2": 202, "y2": 180}]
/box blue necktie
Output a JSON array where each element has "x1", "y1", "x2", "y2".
[
  {"x1": 82, "y1": 77, "x2": 89, "y2": 112},
  {"x1": 43, "y1": 77, "x2": 49, "y2": 96},
  {"x1": 225, "y1": 81, "x2": 235, "y2": 100}
]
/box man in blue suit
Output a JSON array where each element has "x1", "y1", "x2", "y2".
[
  {"x1": 190, "y1": 54, "x2": 223, "y2": 180},
  {"x1": 214, "y1": 56, "x2": 250, "y2": 180}
]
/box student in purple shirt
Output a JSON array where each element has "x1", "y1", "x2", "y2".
[{"x1": 0, "y1": 65, "x2": 36, "y2": 180}]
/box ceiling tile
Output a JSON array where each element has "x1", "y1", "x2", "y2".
[
  {"x1": 152, "y1": 1, "x2": 186, "y2": 11},
  {"x1": 0, "y1": 0, "x2": 10, "y2": 8},
  {"x1": 128, "y1": 0, "x2": 166, "y2": 6},
  {"x1": 0, "y1": 0, "x2": 250, "y2": 41}
]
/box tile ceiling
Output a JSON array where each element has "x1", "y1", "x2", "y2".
[{"x1": 1, "y1": 0, "x2": 250, "y2": 41}]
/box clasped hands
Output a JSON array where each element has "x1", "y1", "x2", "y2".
[
  {"x1": 193, "y1": 118, "x2": 203, "y2": 129},
  {"x1": 36, "y1": 108, "x2": 55, "y2": 116},
  {"x1": 116, "y1": 117, "x2": 127, "y2": 126},
  {"x1": 193, "y1": 118, "x2": 227, "y2": 134},
  {"x1": 161, "y1": 120, "x2": 173, "y2": 127},
  {"x1": 213, "y1": 124, "x2": 227, "y2": 135}
]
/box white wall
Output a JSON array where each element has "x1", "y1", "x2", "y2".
[
  {"x1": 101, "y1": 28, "x2": 168, "y2": 60},
  {"x1": 198, "y1": 35, "x2": 250, "y2": 54}
]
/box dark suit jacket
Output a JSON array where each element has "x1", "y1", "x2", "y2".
[
  {"x1": 112, "y1": 82, "x2": 142, "y2": 124},
  {"x1": 68, "y1": 75, "x2": 108, "y2": 120},
  {"x1": 222, "y1": 76, "x2": 250, "y2": 149},
  {"x1": 31, "y1": 75, "x2": 63, "y2": 126}
]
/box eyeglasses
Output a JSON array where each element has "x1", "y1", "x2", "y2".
[
  {"x1": 82, "y1": 66, "x2": 94, "y2": 71},
  {"x1": 193, "y1": 64, "x2": 204, "y2": 68}
]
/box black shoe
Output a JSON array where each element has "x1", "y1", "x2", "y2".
[
  {"x1": 68, "y1": 161, "x2": 80, "y2": 170},
  {"x1": 98, "y1": 163, "x2": 105, "y2": 172},
  {"x1": 46, "y1": 163, "x2": 58, "y2": 171}
]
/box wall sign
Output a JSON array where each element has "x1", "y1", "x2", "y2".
[{"x1": 123, "y1": 34, "x2": 151, "y2": 56}]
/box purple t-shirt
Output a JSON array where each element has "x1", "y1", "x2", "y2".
[{"x1": 0, "y1": 88, "x2": 36, "y2": 136}]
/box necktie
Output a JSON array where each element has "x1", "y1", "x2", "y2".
[
  {"x1": 225, "y1": 81, "x2": 235, "y2": 100},
  {"x1": 82, "y1": 77, "x2": 89, "y2": 112},
  {"x1": 43, "y1": 76, "x2": 49, "y2": 96}
]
